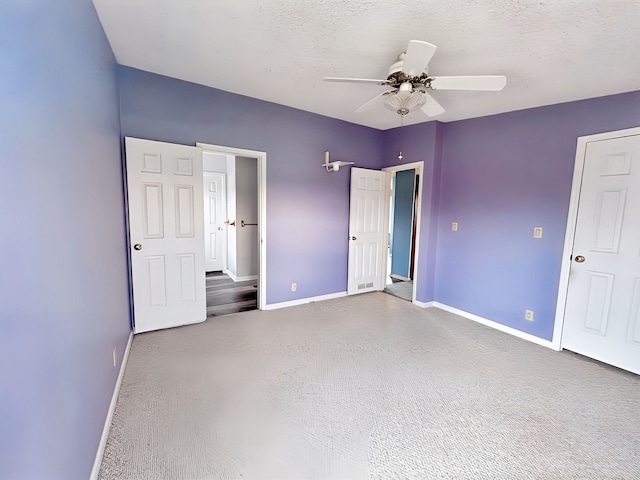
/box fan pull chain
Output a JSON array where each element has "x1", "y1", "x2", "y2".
[{"x1": 398, "y1": 114, "x2": 405, "y2": 161}]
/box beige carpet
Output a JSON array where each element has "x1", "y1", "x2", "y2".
[{"x1": 99, "y1": 292, "x2": 640, "y2": 479}]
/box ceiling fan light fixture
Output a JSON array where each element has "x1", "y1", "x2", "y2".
[{"x1": 384, "y1": 90, "x2": 426, "y2": 116}]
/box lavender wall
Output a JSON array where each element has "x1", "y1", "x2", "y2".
[
  {"x1": 381, "y1": 121, "x2": 442, "y2": 302},
  {"x1": 435, "y1": 91, "x2": 640, "y2": 340},
  {"x1": 0, "y1": 2, "x2": 131, "y2": 478},
  {"x1": 117, "y1": 64, "x2": 638, "y2": 337},
  {"x1": 117, "y1": 67, "x2": 385, "y2": 304}
]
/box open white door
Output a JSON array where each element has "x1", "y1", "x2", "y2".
[
  {"x1": 347, "y1": 167, "x2": 390, "y2": 295},
  {"x1": 125, "y1": 137, "x2": 206, "y2": 333},
  {"x1": 562, "y1": 134, "x2": 640, "y2": 374},
  {"x1": 203, "y1": 172, "x2": 227, "y2": 272}
]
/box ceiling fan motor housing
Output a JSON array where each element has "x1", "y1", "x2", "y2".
[{"x1": 388, "y1": 59, "x2": 405, "y2": 77}]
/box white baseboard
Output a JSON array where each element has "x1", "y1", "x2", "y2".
[
  {"x1": 90, "y1": 331, "x2": 134, "y2": 480},
  {"x1": 226, "y1": 270, "x2": 258, "y2": 283},
  {"x1": 424, "y1": 302, "x2": 556, "y2": 350},
  {"x1": 413, "y1": 300, "x2": 435, "y2": 308},
  {"x1": 265, "y1": 291, "x2": 347, "y2": 310}
]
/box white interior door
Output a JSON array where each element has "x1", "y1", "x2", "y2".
[
  {"x1": 125, "y1": 137, "x2": 206, "y2": 334},
  {"x1": 562, "y1": 134, "x2": 640, "y2": 374},
  {"x1": 347, "y1": 168, "x2": 390, "y2": 295},
  {"x1": 203, "y1": 172, "x2": 227, "y2": 272}
]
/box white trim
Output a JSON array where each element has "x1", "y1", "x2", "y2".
[
  {"x1": 383, "y1": 161, "x2": 424, "y2": 172},
  {"x1": 90, "y1": 331, "x2": 134, "y2": 480},
  {"x1": 227, "y1": 271, "x2": 258, "y2": 283},
  {"x1": 429, "y1": 302, "x2": 556, "y2": 349},
  {"x1": 382, "y1": 171, "x2": 393, "y2": 292},
  {"x1": 196, "y1": 142, "x2": 267, "y2": 311},
  {"x1": 552, "y1": 127, "x2": 640, "y2": 350},
  {"x1": 383, "y1": 162, "x2": 424, "y2": 304},
  {"x1": 390, "y1": 273, "x2": 411, "y2": 282},
  {"x1": 413, "y1": 299, "x2": 435, "y2": 308},
  {"x1": 196, "y1": 143, "x2": 265, "y2": 158},
  {"x1": 265, "y1": 291, "x2": 347, "y2": 310}
]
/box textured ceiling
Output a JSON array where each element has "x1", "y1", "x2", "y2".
[{"x1": 93, "y1": 0, "x2": 640, "y2": 130}]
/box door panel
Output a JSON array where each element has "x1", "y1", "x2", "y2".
[
  {"x1": 347, "y1": 168, "x2": 389, "y2": 295},
  {"x1": 175, "y1": 185, "x2": 195, "y2": 237},
  {"x1": 142, "y1": 184, "x2": 163, "y2": 237},
  {"x1": 562, "y1": 134, "x2": 640, "y2": 374},
  {"x1": 593, "y1": 189, "x2": 626, "y2": 252},
  {"x1": 126, "y1": 137, "x2": 206, "y2": 333},
  {"x1": 582, "y1": 272, "x2": 614, "y2": 334}
]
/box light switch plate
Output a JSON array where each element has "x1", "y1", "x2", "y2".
[
  {"x1": 452, "y1": 222, "x2": 458, "y2": 231},
  {"x1": 533, "y1": 227, "x2": 543, "y2": 238}
]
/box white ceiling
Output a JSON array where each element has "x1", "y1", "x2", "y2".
[{"x1": 93, "y1": 0, "x2": 640, "y2": 130}]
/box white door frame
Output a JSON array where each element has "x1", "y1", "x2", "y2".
[
  {"x1": 196, "y1": 142, "x2": 267, "y2": 311},
  {"x1": 382, "y1": 161, "x2": 424, "y2": 304},
  {"x1": 552, "y1": 126, "x2": 640, "y2": 350}
]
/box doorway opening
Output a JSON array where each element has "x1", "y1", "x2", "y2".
[
  {"x1": 381, "y1": 162, "x2": 423, "y2": 303},
  {"x1": 205, "y1": 271, "x2": 258, "y2": 317},
  {"x1": 198, "y1": 143, "x2": 267, "y2": 316}
]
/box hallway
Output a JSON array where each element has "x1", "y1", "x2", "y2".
[{"x1": 206, "y1": 272, "x2": 257, "y2": 317}]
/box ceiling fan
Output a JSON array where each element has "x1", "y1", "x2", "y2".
[{"x1": 324, "y1": 40, "x2": 507, "y2": 118}]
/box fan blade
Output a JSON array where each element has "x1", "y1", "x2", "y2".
[
  {"x1": 324, "y1": 77, "x2": 389, "y2": 85},
  {"x1": 355, "y1": 90, "x2": 395, "y2": 112},
  {"x1": 401, "y1": 40, "x2": 437, "y2": 76},
  {"x1": 421, "y1": 92, "x2": 445, "y2": 117},
  {"x1": 430, "y1": 75, "x2": 507, "y2": 91}
]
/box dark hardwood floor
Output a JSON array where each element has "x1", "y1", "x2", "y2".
[{"x1": 206, "y1": 271, "x2": 257, "y2": 317}]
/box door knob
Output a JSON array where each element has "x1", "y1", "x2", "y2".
[
  {"x1": 575, "y1": 255, "x2": 585, "y2": 263},
  {"x1": 218, "y1": 227, "x2": 223, "y2": 231},
  {"x1": 351, "y1": 236, "x2": 357, "y2": 240},
  {"x1": 133, "y1": 244, "x2": 142, "y2": 251}
]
